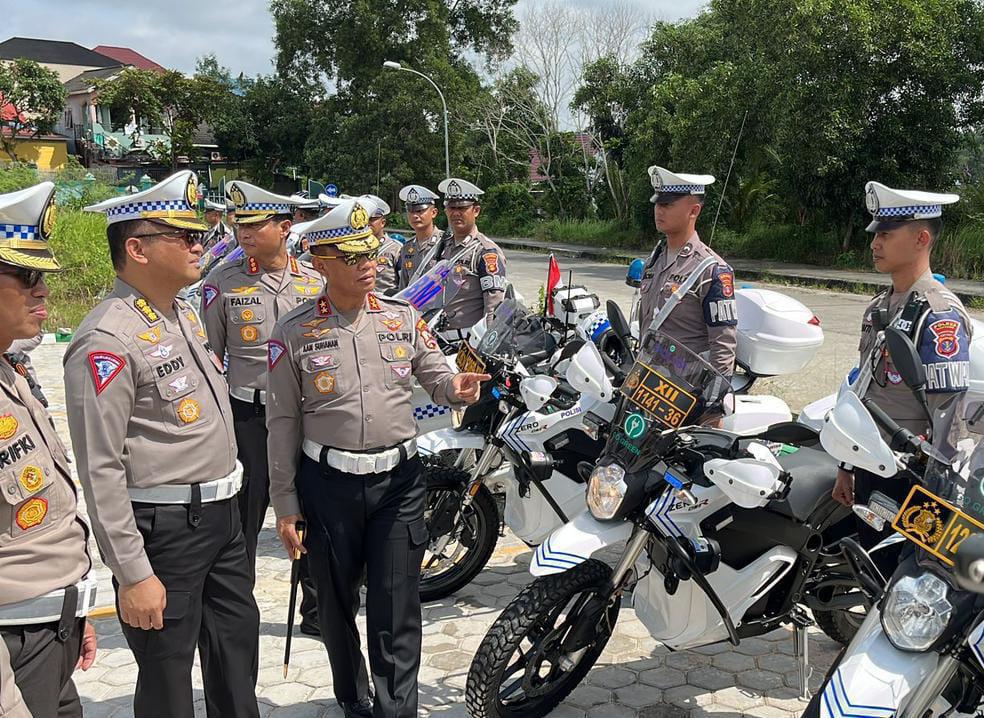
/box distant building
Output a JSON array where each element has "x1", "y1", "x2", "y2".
[
  {"x1": 0, "y1": 37, "x2": 121, "y2": 83},
  {"x1": 91, "y1": 46, "x2": 165, "y2": 73}
]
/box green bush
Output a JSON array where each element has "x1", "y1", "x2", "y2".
[
  {"x1": 533, "y1": 218, "x2": 647, "y2": 250},
  {"x1": 481, "y1": 183, "x2": 536, "y2": 236},
  {"x1": 0, "y1": 163, "x2": 41, "y2": 193},
  {"x1": 46, "y1": 209, "x2": 113, "y2": 328}
]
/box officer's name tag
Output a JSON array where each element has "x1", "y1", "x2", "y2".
[
  {"x1": 301, "y1": 338, "x2": 340, "y2": 354},
  {"x1": 230, "y1": 297, "x2": 261, "y2": 307}
]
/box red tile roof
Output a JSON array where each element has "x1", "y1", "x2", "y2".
[{"x1": 91, "y1": 45, "x2": 165, "y2": 72}]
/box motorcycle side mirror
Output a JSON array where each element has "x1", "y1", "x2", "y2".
[
  {"x1": 953, "y1": 534, "x2": 984, "y2": 593},
  {"x1": 565, "y1": 341, "x2": 613, "y2": 402},
  {"x1": 820, "y1": 391, "x2": 896, "y2": 477},
  {"x1": 519, "y1": 375, "x2": 558, "y2": 412},
  {"x1": 884, "y1": 327, "x2": 927, "y2": 390},
  {"x1": 577, "y1": 461, "x2": 594, "y2": 482},
  {"x1": 607, "y1": 300, "x2": 633, "y2": 346}
]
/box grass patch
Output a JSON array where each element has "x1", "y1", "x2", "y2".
[
  {"x1": 533, "y1": 219, "x2": 646, "y2": 249},
  {"x1": 44, "y1": 209, "x2": 113, "y2": 330}
]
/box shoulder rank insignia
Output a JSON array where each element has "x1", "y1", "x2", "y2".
[
  {"x1": 88, "y1": 352, "x2": 126, "y2": 395},
  {"x1": 133, "y1": 297, "x2": 160, "y2": 325}
]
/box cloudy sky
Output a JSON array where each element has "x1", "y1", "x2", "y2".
[{"x1": 8, "y1": 0, "x2": 706, "y2": 77}]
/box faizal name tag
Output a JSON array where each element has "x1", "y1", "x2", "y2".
[{"x1": 892, "y1": 484, "x2": 984, "y2": 566}]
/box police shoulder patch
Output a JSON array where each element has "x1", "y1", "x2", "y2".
[
  {"x1": 203, "y1": 284, "x2": 219, "y2": 309},
  {"x1": 87, "y1": 351, "x2": 126, "y2": 395},
  {"x1": 919, "y1": 309, "x2": 971, "y2": 394},
  {"x1": 268, "y1": 340, "x2": 287, "y2": 370}
]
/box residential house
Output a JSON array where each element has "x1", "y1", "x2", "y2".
[{"x1": 0, "y1": 37, "x2": 120, "y2": 83}]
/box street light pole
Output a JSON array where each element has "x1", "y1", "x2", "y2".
[{"x1": 383, "y1": 61, "x2": 450, "y2": 180}]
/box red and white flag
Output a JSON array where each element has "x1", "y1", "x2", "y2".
[{"x1": 546, "y1": 254, "x2": 561, "y2": 315}]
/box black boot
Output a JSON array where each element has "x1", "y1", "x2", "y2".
[{"x1": 339, "y1": 696, "x2": 373, "y2": 718}]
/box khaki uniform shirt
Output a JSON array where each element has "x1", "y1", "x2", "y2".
[
  {"x1": 64, "y1": 279, "x2": 238, "y2": 586},
  {"x1": 0, "y1": 361, "x2": 90, "y2": 606},
  {"x1": 438, "y1": 231, "x2": 507, "y2": 330},
  {"x1": 859, "y1": 270, "x2": 972, "y2": 436},
  {"x1": 266, "y1": 292, "x2": 461, "y2": 517},
  {"x1": 201, "y1": 255, "x2": 323, "y2": 394},
  {"x1": 374, "y1": 235, "x2": 403, "y2": 296},
  {"x1": 396, "y1": 229, "x2": 442, "y2": 289},
  {"x1": 638, "y1": 235, "x2": 738, "y2": 378}
]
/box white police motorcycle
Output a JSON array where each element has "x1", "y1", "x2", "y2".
[
  {"x1": 800, "y1": 326, "x2": 984, "y2": 718},
  {"x1": 465, "y1": 329, "x2": 867, "y2": 718}
]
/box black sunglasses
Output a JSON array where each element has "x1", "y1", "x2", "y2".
[
  {"x1": 132, "y1": 228, "x2": 205, "y2": 248},
  {"x1": 0, "y1": 266, "x2": 44, "y2": 289},
  {"x1": 314, "y1": 249, "x2": 380, "y2": 266}
]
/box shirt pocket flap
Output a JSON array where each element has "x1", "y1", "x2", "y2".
[
  {"x1": 304, "y1": 354, "x2": 339, "y2": 373},
  {"x1": 154, "y1": 370, "x2": 200, "y2": 401},
  {"x1": 230, "y1": 307, "x2": 266, "y2": 325},
  {"x1": 379, "y1": 344, "x2": 414, "y2": 362}
]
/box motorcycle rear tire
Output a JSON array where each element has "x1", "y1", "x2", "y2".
[
  {"x1": 420, "y1": 465, "x2": 499, "y2": 602},
  {"x1": 466, "y1": 558, "x2": 620, "y2": 718}
]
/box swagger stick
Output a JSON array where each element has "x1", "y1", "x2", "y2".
[{"x1": 283, "y1": 520, "x2": 306, "y2": 679}]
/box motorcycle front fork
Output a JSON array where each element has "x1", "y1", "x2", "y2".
[
  {"x1": 899, "y1": 653, "x2": 961, "y2": 718},
  {"x1": 429, "y1": 444, "x2": 503, "y2": 558}
]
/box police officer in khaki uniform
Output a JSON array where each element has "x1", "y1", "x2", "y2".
[
  {"x1": 639, "y1": 166, "x2": 738, "y2": 389},
  {"x1": 202, "y1": 181, "x2": 323, "y2": 571},
  {"x1": 288, "y1": 192, "x2": 322, "y2": 258},
  {"x1": 65, "y1": 171, "x2": 260, "y2": 718},
  {"x1": 832, "y1": 182, "x2": 971, "y2": 566},
  {"x1": 0, "y1": 183, "x2": 97, "y2": 718},
  {"x1": 267, "y1": 199, "x2": 488, "y2": 718},
  {"x1": 360, "y1": 195, "x2": 402, "y2": 295},
  {"x1": 202, "y1": 199, "x2": 233, "y2": 253},
  {"x1": 433, "y1": 178, "x2": 507, "y2": 332},
  {"x1": 395, "y1": 184, "x2": 443, "y2": 289}
]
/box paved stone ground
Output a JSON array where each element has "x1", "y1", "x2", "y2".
[{"x1": 33, "y1": 333, "x2": 840, "y2": 718}]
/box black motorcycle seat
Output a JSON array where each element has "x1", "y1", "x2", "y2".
[{"x1": 770, "y1": 447, "x2": 839, "y2": 521}]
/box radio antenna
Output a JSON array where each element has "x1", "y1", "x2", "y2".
[{"x1": 709, "y1": 110, "x2": 748, "y2": 248}]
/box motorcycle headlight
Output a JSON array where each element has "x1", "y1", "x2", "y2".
[
  {"x1": 587, "y1": 464, "x2": 627, "y2": 519},
  {"x1": 881, "y1": 573, "x2": 952, "y2": 651}
]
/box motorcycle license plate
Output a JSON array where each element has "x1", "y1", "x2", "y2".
[
  {"x1": 456, "y1": 343, "x2": 486, "y2": 374},
  {"x1": 624, "y1": 362, "x2": 697, "y2": 430},
  {"x1": 892, "y1": 484, "x2": 984, "y2": 566}
]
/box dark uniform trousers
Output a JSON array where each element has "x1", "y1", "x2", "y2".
[
  {"x1": 2, "y1": 618, "x2": 83, "y2": 717},
  {"x1": 854, "y1": 468, "x2": 911, "y2": 576},
  {"x1": 118, "y1": 497, "x2": 260, "y2": 718},
  {"x1": 230, "y1": 396, "x2": 319, "y2": 624},
  {"x1": 297, "y1": 454, "x2": 428, "y2": 718}
]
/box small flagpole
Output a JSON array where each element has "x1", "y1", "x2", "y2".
[
  {"x1": 563, "y1": 269, "x2": 573, "y2": 345},
  {"x1": 543, "y1": 253, "x2": 554, "y2": 318}
]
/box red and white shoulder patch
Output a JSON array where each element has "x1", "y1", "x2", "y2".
[{"x1": 87, "y1": 351, "x2": 126, "y2": 395}]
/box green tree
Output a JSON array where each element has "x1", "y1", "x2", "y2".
[
  {"x1": 0, "y1": 59, "x2": 66, "y2": 162},
  {"x1": 616, "y1": 0, "x2": 984, "y2": 247}
]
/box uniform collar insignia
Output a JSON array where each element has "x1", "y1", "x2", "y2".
[
  {"x1": 317, "y1": 295, "x2": 332, "y2": 317},
  {"x1": 289, "y1": 256, "x2": 301, "y2": 276},
  {"x1": 366, "y1": 293, "x2": 382, "y2": 312},
  {"x1": 247, "y1": 256, "x2": 259, "y2": 275},
  {"x1": 678, "y1": 242, "x2": 695, "y2": 258}
]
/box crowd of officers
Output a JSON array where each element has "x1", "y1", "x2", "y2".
[{"x1": 0, "y1": 160, "x2": 973, "y2": 718}]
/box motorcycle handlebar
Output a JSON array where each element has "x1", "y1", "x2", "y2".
[{"x1": 861, "y1": 397, "x2": 926, "y2": 456}]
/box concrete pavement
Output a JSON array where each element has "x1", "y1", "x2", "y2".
[{"x1": 32, "y1": 251, "x2": 955, "y2": 717}]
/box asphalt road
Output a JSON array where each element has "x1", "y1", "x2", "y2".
[{"x1": 504, "y1": 249, "x2": 984, "y2": 412}]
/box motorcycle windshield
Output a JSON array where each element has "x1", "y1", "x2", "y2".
[
  {"x1": 901, "y1": 399, "x2": 984, "y2": 569},
  {"x1": 393, "y1": 259, "x2": 462, "y2": 313},
  {"x1": 605, "y1": 330, "x2": 729, "y2": 472},
  {"x1": 476, "y1": 299, "x2": 556, "y2": 360}
]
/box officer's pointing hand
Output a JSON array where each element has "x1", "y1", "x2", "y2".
[
  {"x1": 452, "y1": 372, "x2": 491, "y2": 405},
  {"x1": 278, "y1": 514, "x2": 306, "y2": 559},
  {"x1": 118, "y1": 575, "x2": 167, "y2": 631}
]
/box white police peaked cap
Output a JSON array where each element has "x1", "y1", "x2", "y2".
[
  {"x1": 289, "y1": 193, "x2": 322, "y2": 212},
  {"x1": 864, "y1": 181, "x2": 960, "y2": 232},
  {"x1": 225, "y1": 181, "x2": 295, "y2": 225},
  {"x1": 317, "y1": 193, "x2": 346, "y2": 211},
  {"x1": 438, "y1": 178, "x2": 483, "y2": 207},
  {"x1": 399, "y1": 184, "x2": 439, "y2": 209},
  {"x1": 359, "y1": 194, "x2": 391, "y2": 218},
  {"x1": 0, "y1": 181, "x2": 60, "y2": 271},
  {"x1": 648, "y1": 165, "x2": 716, "y2": 204},
  {"x1": 293, "y1": 198, "x2": 380, "y2": 254},
  {"x1": 203, "y1": 199, "x2": 226, "y2": 212},
  {"x1": 85, "y1": 170, "x2": 208, "y2": 232}
]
